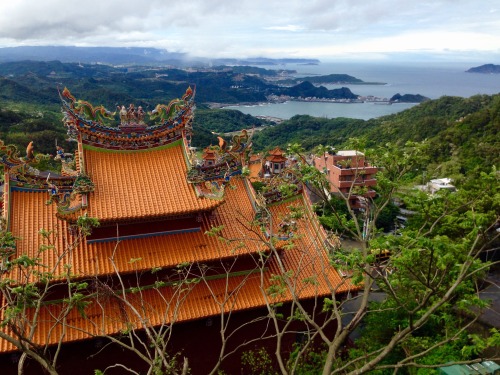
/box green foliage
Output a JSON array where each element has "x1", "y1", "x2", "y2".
[
  {"x1": 0, "y1": 230, "x2": 17, "y2": 249},
  {"x1": 64, "y1": 292, "x2": 91, "y2": 318},
  {"x1": 462, "y1": 328, "x2": 500, "y2": 357},
  {"x1": 194, "y1": 108, "x2": 271, "y2": 133},
  {"x1": 287, "y1": 343, "x2": 328, "y2": 374},
  {"x1": 76, "y1": 214, "x2": 100, "y2": 236},
  {"x1": 0, "y1": 105, "x2": 68, "y2": 154},
  {"x1": 374, "y1": 199, "x2": 400, "y2": 232},
  {"x1": 241, "y1": 347, "x2": 278, "y2": 375},
  {"x1": 315, "y1": 195, "x2": 358, "y2": 235},
  {"x1": 267, "y1": 272, "x2": 293, "y2": 298},
  {"x1": 402, "y1": 168, "x2": 499, "y2": 239},
  {"x1": 348, "y1": 300, "x2": 473, "y2": 373},
  {"x1": 253, "y1": 115, "x2": 371, "y2": 151},
  {"x1": 251, "y1": 180, "x2": 266, "y2": 192}
]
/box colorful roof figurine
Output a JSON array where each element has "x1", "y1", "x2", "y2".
[
  {"x1": 60, "y1": 86, "x2": 195, "y2": 150},
  {"x1": 186, "y1": 129, "x2": 252, "y2": 189}
]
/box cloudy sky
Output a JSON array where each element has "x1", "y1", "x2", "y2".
[{"x1": 0, "y1": 0, "x2": 499, "y2": 60}]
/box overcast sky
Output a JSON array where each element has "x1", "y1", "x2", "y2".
[{"x1": 0, "y1": 0, "x2": 499, "y2": 61}]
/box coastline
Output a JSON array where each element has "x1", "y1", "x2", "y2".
[
  {"x1": 207, "y1": 95, "x2": 423, "y2": 109},
  {"x1": 219, "y1": 100, "x2": 418, "y2": 121}
]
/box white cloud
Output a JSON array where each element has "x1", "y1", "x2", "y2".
[
  {"x1": 264, "y1": 25, "x2": 305, "y2": 32},
  {"x1": 0, "y1": 0, "x2": 499, "y2": 59}
]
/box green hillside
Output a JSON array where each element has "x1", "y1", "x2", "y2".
[
  {"x1": 0, "y1": 59, "x2": 498, "y2": 180},
  {"x1": 253, "y1": 94, "x2": 500, "y2": 178}
]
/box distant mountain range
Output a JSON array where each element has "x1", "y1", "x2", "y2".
[
  {"x1": 466, "y1": 64, "x2": 500, "y2": 74},
  {"x1": 0, "y1": 46, "x2": 319, "y2": 67}
]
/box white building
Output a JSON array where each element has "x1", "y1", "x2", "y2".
[{"x1": 427, "y1": 178, "x2": 456, "y2": 194}]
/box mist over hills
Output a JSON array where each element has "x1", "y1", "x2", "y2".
[
  {"x1": 0, "y1": 46, "x2": 181, "y2": 65},
  {"x1": 0, "y1": 46, "x2": 319, "y2": 67}
]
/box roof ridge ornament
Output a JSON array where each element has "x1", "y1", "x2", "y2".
[
  {"x1": 45, "y1": 171, "x2": 95, "y2": 220},
  {"x1": 59, "y1": 86, "x2": 196, "y2": 150},
  {"x1": 0, "y1": 141, "x2": 61, "y2": 189},
  {"x1": 186, "y1": 129, "x2": 254, "y2": 200}
]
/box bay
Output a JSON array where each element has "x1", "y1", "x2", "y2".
[
  {"x1": 224, "y1": 61, "x2": 500, "y2": 120},
  {"x1": 226, "y1": 101, "x2": 416, "y2": 121}
]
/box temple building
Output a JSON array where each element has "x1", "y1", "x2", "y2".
[{"x1": 0, "y1": 87, "x2": 356, "y2": 374}]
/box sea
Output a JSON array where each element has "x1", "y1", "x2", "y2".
[{"x1": 223, "y1": 61, "x2": 500, "y2": 120}]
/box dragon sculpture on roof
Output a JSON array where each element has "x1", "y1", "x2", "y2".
[{"x1": 60, "y1": 86, "x2": 196, "y2": 150}]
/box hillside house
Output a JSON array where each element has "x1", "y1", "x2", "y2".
[{"x1": 314, "y1": 150, "x2": 378, "y2": 209}]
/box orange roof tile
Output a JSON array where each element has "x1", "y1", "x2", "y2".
[
  {"x1": 268, "y1": 147, "x2": 285, "y2": 156},
  {"x1": 0, "y1": 229, "x2": 356, "y2": 352},
  {"x1": 8, "y1": 180, "x2": 342, "y2": 285},
  {"x1": 3, "y1": 177, "x2": 356, "y2": 353},
  {"x1": 248, "y1": 161, "x2": 262, "y2": 180},
  {"x1": 267, "y1": 197, "x2": 349, "y2": 294},
  {"x1": 84, "y1": 142, "x2": 222, "y2": 222},
  {"x1": 9, "y1": 179, "x2": 261, "y2": 280}
]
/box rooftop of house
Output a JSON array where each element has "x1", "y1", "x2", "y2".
[
  {"x1": 336, "y1": 150, "x2": 364, "y2": 157},
  {"x1": 429, "y1": 178, "x2": 454, "y2": 186}
]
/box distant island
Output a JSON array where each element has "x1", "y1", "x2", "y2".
[
  {"x1": 298, "y1": 73, "x2": 384, "y2": 85},
  {"x1": 466, "y1": 64, "x2": 500, "y2": 74},
  {"x1": 277, "y1": 81, "x2": 359, "y2": 102}
]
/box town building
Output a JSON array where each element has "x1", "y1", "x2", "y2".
[
  {"x1": 427, "y1": 178, "x2": 456, "y2": 194},
  {"x1": 313, "y1": 150, "x2": 378, "y2": 208},
  {"x1": 0, "y1": 87, "x2": 356, "y2": 374}
]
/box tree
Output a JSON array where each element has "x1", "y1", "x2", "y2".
[
  {"x1": 217, "y1": 140, "x2": 499, "y2": 374},
  {"x1": 0, "y1": 215, "x2": 99, "y2": 375},
  {"x1": 1, "y1": 143, "x2": 498, "y2": 375}
]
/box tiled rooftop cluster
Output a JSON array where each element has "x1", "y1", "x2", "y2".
[{"x1": 0, "y1": 88, "x2": 355, "y2": 354}]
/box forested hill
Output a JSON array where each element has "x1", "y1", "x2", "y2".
[
  {"x1": 0, "y1": 57, "x2": 498, "y2": 179},
  {"x1": 252, "y1": 94, "x2": 500, "y2": 176},
  {"x1": 0, "y1": 60, "x2": 362, "y2": 108}
]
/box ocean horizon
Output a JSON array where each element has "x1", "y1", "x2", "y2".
[{"x1": 224, "y1": 61, "x2": 500, "y2": 120}]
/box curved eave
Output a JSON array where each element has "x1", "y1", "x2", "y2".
[{"x1": 9, "y1": 172, "x2": 76, "y2": 192}]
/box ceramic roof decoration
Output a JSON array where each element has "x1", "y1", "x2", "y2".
[{"x1": 60, "y1": 86, "x2": 195, "y2": 150}]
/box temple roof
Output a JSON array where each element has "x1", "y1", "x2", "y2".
[
  {"x1": 8, "y1": 178, "x2": 262, "y2": 281},
  {"x1": 0, "y1": 88, "x2": 353, "y2": 355},
  {"x1": 1, "y1": 192, "x2": 355, "y2": 353},
  {"x1": 83, "y1": 141, "x2": 221, "y2": 222},
  {"x1": 266, "y1": 147, "x2": 287, "y2": 163}
]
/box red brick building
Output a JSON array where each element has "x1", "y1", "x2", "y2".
[{"x1": 314, "y1": 150, "x2": 378, "y2": 208}]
